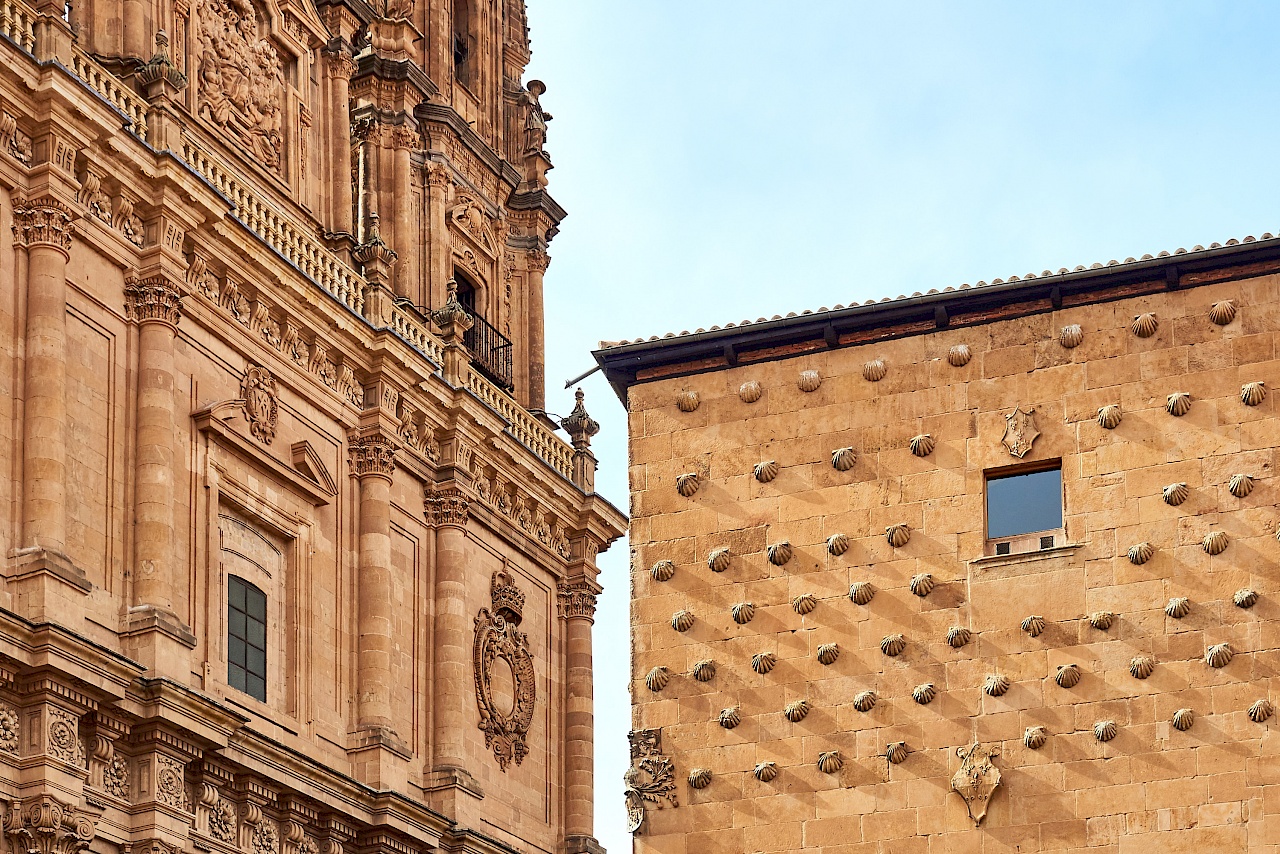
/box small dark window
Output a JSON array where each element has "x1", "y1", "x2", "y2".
[
  {"x1": 228, "y1": 576, "x2": 267, "y2": 702},
  {"x1": 986, "y1": 466, "x2": 1063, "y2": 539},
  {"x1": 452, "y1": 272, "x2": 477, "y2": 313}
]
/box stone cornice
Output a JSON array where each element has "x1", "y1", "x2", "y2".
[{"x1": 124, "y1": 273, "x2": 183, "y2": 327}]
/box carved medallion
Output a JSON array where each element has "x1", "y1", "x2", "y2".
[
  {"x1": 1001, "y1": 407, "x2": 1039, "y2": 458},
  {"x1": 473, "y1": 570, "x2": 536, "y2": 771},
  {"x1": 240, "y1": 365, "x2": 278, "y2": 444},
  {"x1": 195, "y1": 0, "x2": 285, "y2": 169},
  {"x1": 624, "y1": 728, "x2": 678, "y2": 834},
  {"x1": 951, "y1": 742, "x2": 1001, "y2": 826}
]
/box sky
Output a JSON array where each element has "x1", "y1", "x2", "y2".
[{"x1": 524, "y1": 3, "x2": 1280, "y2": 849}]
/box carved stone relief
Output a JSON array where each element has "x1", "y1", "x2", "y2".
[
  {"x1": 103, "y1": 755, "x2": 129, "y2": 799},
  {"x1": 0, "y1": 704, "x2": 18, "y2": 754},
  {"x1": 1002, "y1": 407, "x2": 1039, "y2": 458},
  {"x1": 624, "y1": 728, "x2": 678, "y2": 835},
  {"x1": 951, "y1": 743, "x2": 1001, "y2": 826},
  {"x1": 473, "y1": 571, "x2": 536, "y2": 771},
  {"x1": 156, "y1": 754, "x2": 192, "y2": 811},
  {"x1": 46, "y1": 708, "x2": 84, "y2": 767},
  {"x1": 195, "y1": 0, "x2": 286, "y2": 169},
  {"x1": 240, "y1": 365, "x2": 279, "y2": 444},
  {"x1": 449, "y1": 191, "x2": 498, "y2": 257}
]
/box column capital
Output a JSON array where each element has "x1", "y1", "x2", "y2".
[
  {"x1": 526, "y1": 248, "x2": 550, "y2": 273},
  {"x1": 424, "y1": 487, "x2": 469, "y2": 527},
  {"x1": 321, "y1": 42, "x2": 357, "y2": 79},
  {"x1": 557, "y1": 580, "x2": 598, "y2": 622},
  {"x1": 2, "y1": 793, "x2": 96, "y2": 854},
  {"x1": 12, "y1": 195, "x2": 76, "y2": 255},
  {"x1": 347, "y1": 429, "x2": 397, "y2": 481},
  {"x1": 124, "y1": 274, "x2": 183, "y2": 327}
]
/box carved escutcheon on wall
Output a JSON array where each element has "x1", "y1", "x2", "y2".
[
  {"x1": 952, "y1": 742, "x2": 1002, "y2": 826},
  {"x1": 624, "y1": 728, "x2": 678, "y2": 834},
  {"x1": 473, "y1": 570, "x2": 536, "y2": 771}
]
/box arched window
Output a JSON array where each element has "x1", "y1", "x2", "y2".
[
  {"x1": 228, "y1": 576, "x2": 268, "y2": 702},
  {"x1": 453, "y1": 0, "x2": 476, "y2": 90}
]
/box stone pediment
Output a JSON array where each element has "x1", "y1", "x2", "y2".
[{"x1": 448, "y1": 191, "x2": 499, "y2": 258}]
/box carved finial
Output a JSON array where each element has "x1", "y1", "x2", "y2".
[
  {"x1": 560, "y1": 388, "x2": 600, "y2": 450},
  {"x1": 430, "y1": 277, "x2": 475, "y2": 338},
  {"x1": 137, "y1": 28, "x2": 188, "y2": 91}
]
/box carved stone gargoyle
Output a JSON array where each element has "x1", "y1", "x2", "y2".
[{"x1": 951, "y1": 742, "x2": 1001, "y2": 826}]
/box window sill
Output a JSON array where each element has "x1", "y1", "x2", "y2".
[{"x1": 970, "y1": 543, "x2": 1083, "y2": 571}]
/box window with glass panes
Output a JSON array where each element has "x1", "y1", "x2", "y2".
[{"x1": 228, "y1": 576, "x2": 267, "y2": 702}]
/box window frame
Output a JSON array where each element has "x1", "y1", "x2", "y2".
[
  {"x1": 227, "y1": 575, "x2": 268, "y2": 702},
  {"x1": 983, "y1": 460, "x2": 1066, "y2": 556}
]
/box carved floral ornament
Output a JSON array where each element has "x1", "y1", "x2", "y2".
[
  {"x1": 474, "y1": 570, "x2": 536, "y2": 771},
  {"x1": 624, "y1": 728, "x2": 678, "y2": 834},
  {"x1": 241, "y1": 365, "x2": 279, "y2": 445}
]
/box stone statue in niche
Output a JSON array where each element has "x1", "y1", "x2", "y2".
[
  {"x1": 520, "y1": 79, "x2": 552, "y2": 155},
  {"x1": 195, "y1": 0, "x2": 285, "y2": 169},
  {"x1": 240, "y1": 364, "x2": 278, "y2": 444},
  {"x1": 473, "y1": 570, "x2": 536, "y2": 771},
  {"x1": 624, "y1": 728, "x2": 678, "y2": 834},
  {"x1": 1001, "y1": 406, "x2": 1039, "y2": 458},
  {"x1": 952, "y1": 742, "x2": 1001, "y2": 826}
]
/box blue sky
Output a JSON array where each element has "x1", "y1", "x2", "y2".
[{"x1": 526, "y1": 3, "x2": 1280, "y2": 848}]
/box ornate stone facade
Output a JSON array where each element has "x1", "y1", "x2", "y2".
[
  {"x1": 599, "y1": 241, "x2": 1280, "y2": 851},
  {"x1": 0, "y1": 3, "x2": 624, "y2": 854}
]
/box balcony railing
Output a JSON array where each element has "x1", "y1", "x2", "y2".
[{"x1": 465, "y1": 310, "x2": 513, "y2": 391}]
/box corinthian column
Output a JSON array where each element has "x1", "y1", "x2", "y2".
[
  {"x1": 558, "y1": 580, "x2": 600, "y2": 852},
  {"x1": 124, "y1": 275, "x2": 182, "y2": 622},
  {"x1": 322, "y1": 43, "x2": 357, "y2": 247},
  {"x1": 347, "y1": 428, "x2": 399, "y2": 735},
  {"x1": 425, "y1": 488, "x2": 470, "y2": 772},
  {"x1": 525, "y1": 249, "x2": 549, "y2": 411},
  {"x1": 12, "y1": 196, "x2": 75, "y2": 559}
]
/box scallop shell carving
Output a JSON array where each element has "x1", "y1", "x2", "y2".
[
  {"x1": 826, "y1": 533, "x2": 849, "y2": 556},
  {"x1": 886, "y1": 742, "x2": 909, "y2": 765},
  {"x1": 753, "y1": 460, "x2": 779, "y2": 484},
  {"x1": 862, "y1": 359, "x2": 887, "y2": 382},
  {"x1": 1021, "y1": 615, "x2": 1046, "y2": 638},
  {"x1": 675, "y1": 390, "x2": 700, "y2": 412},
  {"x1": 1241, "y1": 381, "x2": 1266, "y2": 406},
  {"x1": 912, "y1": 683, "x2": 936, "y2": 705},
  {"x1": 732, "y1": 602, "x2": 756, "y2": 625},
  {"x1": 718, "y1": 707, "x2": 741, "y2": 729},
  {"x1": 948, "y1": 344, "x2": 972, "y2": 367},
  {"x1": 1172, "y1": 709, "x2": 1195, "y2": 732},
  {"x1": 1209, "y1": 299, "x2": 1237, "y2": 325},
  {"x1": 853, "y1": 691, "x2": 878, "y2": 713},
  {"x1": 983, "y1": 674, "x2": 1011, "y2": 697},
  {"x1": 1093, "y1": 720, "x2": 1118, "y2": 742},
  {"x1": 1054, "y1": 664, "x2": 1082, "y2": 689},
  {"x1": 792, "y1": 593, "x2": 818, "y2": 616},
  {"x1": 797, "y1": 369, "x2": 822, "y2": 393},
  {"x1": 751, "y1": 652, "x2": 777, "y2": 675},
  {"x1": 708, "y1": 547, "x2": 732, "y2": 572},
  {"x1": 947, "y1": 626, "x2": 972, "y2": 648},
  {"x1": 1059, "y1": 324, "x2": 1084, "y2": 349},
  {"x1": 1131, "y1": 312, "x2": 1158, "y2": 338},
  {"x1": 816, "y1": 751, "x2": 843, "y2": 774},
  {"x1": 671, "y1": 610, "x2": 695, "y2": 632},
  {"x1": 691, "y1": 660, "x2": 716, "y2": 682},
  {"x1": 1162, "y1": 482, "x2": 1189, "y2": 506},
  {"x1": 816, "y1": 643, "x2": 840, "y2": 665},
  {"x1": 1129, "y1": 655, "x2": 1155, "y2": 680},
  {"x1": 1164, "y1": 597, "x2": 1190, "y2": 619},
  {"x1": 1233, "y1": 588, "x2": 1258, "y2": 609},
  {"x1": 831, "y1": 447, "x2": 857, "y2": 472},
  {"x1": 849, "y1": 581, "x2": 875, "y2": 605},
  {"x1": 1248, "y1": 699, "x2": 1275, "y2": 723},
  {"x1": 738, "y1": 380, "x2": 763, "y2": 403},
  {"x1": 880, "y1": 633, "x2": 906, "y2": 657},
  {"x1": 1128, "y1": 542, "x2": 1154, "y2": 565},
  {"x1": 645, "y1": 666, "x2": 670, "y2": 692},
  {"x1": 768, "y1": 541, "x2": 793, "y2": 566},
  {"x1": 783, "y1": 700, "x2": 810, "y2": 723},
  {"x1": 650, "y1": 560, "x2": 676, "y2": 582},
  {"x1": 1206, "y1": 643, "x2": 1234, "y2": 668},
  {"x1": 1089, "y1": 611, "x2": 1115, "y2": 631},
  {"x1": 1203, "y1": 530, "x2": 1229, "y2": 556},
  {"x1": 676, "y1": 472, "x2": 701, "y2": 497},
  {"x1": 1023, "y1": 726, "x2": 1048, "y2": 750},
  {"x1": 886, "y1": 524, "x2": 911, "y2": 548},
  {"x1": 687, "y1": 768, "x2": 712, "y2": 790},
  {"x1": 909, "y1": 434, "x2": 935, "y2": 457},
  {"x1": 1097, "y1": 404, "x2": 1123, "y2": 429},
  {"x1": 1228, "y1": 474, "x2": 1254, "y2": 498},
  {"x1": 1166, "y1": 392, "x2": 1192, "y2": 417},
  {"x1": 909, "y1": 573, "x2": 935, "y2": 597},
  {"x1": 753, "y1": 761, "x2": 778, "y2": 782}
]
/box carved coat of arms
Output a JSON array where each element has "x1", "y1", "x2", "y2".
[
  {"x1": 1001, "y1": 406, "x2": 1039, "y2": 458},
  {"x1": 240, "y1": 364, "x2": 278, "y2": 444},
  {"x1": 624, "y1": 728, "x2": 678, "y2": 834},
  {"x1": 952, "y1": 742, "x2": 1001, "y2": 825},
  {"x1": 473, "y1": 571, "x2": 536, "y2": 771}
]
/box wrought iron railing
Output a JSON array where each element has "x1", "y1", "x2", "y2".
[{"x1": 465, "y1": 310, "x2": 513, "y2": 391}]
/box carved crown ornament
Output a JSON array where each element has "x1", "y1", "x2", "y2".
[
  {"x1": 474, "y1": 570, "x2": 537, "y2": 771},
  {"x1": 124, "y1": 274, "x2": 184, "y2": 326},
  {"x1": 624, "y1": 728, "x2": 678, "y2": 835},
  {"x1": 448, "y1": 191, "x2": 499, "y2": 257}
]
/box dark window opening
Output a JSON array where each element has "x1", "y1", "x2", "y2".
[
  {"x1": 453, "y1": 270, "x2": 513, "y2": 391},
  {"x1": 452, "y1": 0, "x2": 474, "y2": 88},
  {"x1": 228, "y1": 576, "x2": 267, "y2": 702},
  {"x1": 986, "y1": 465, "x2": 1063, "y2": 540}
]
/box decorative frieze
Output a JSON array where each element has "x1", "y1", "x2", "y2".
[
  {"x1": 46, "y1": 708, "x2": 84, "y2": 767},
  {"x1": 0, "y1": 704, "x2": 17, "y2": 754}
]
